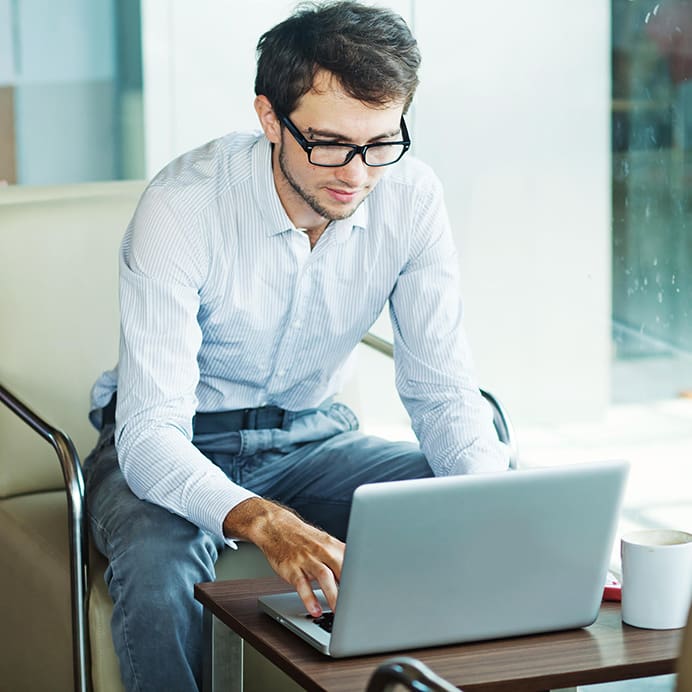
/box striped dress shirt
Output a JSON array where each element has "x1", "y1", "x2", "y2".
[{"x1": 90, "y1": 131, "x2": 508, "y2": 542}]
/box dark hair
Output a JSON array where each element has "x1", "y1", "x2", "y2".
[{"x1": 255, "y1": 1, "x2": 420, "y2": 116}]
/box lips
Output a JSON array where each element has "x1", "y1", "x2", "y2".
[{"x1": 326, "y1": 187, "x2": 359, "y2": 203}]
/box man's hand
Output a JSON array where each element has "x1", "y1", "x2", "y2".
[{"x1": 223, "y1": 497, "x2": 344, "y2": 617}]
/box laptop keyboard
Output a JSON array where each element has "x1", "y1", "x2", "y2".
[{"x1": 309, "y1": 612, "x2": 334, "y2": 633}]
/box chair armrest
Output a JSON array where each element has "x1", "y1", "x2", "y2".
[
  {"x1": 365, "y1": 656, "x2": 460, "y2": 691},
  {"x1": 0, "y1": 383, "x2": 91, "y2": 692},
  {"x1": 360, "y1": 332, "x2": 519, "y2": 469},
  {"x1": 477, "y1": 388, "x2": 519, "y2": 469}
]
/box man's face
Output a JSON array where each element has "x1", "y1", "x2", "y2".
[{"x1": 259, "y1": 70, "x2": 406, "y2": 231}]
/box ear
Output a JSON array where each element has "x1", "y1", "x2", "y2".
[{"x1": 254, "y1": 95, "x2": 282, "y2": 144}]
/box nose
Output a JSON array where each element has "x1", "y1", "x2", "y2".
[{"x1": 336, "y1": 154, "x2": 369, "y2": 188}]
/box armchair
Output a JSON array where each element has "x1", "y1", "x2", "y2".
[{"x1": 0, "y1": 182, "x2": 516, "y2": 692}]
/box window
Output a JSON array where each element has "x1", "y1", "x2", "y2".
[
  {"x1": 0, "y1": 0, "x2": 144, "y2": 185},
  {"x1": 612, "y1": 0, "x2": 692, "y2": 400}
]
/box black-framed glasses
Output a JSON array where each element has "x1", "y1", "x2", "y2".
[{"x1": 279, "y1": 114, "x2": 411, "y2": 167}]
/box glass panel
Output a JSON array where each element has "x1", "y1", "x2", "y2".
[{"x1": 612, "y1": 0, "x2": 692, "y2": 402}]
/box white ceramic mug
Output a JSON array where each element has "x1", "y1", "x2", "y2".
[{"x1": 621, "y1": 529, "x2": 692, "y2": 629}]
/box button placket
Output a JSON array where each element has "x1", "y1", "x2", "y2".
[{"x1": 269, "y1": 252, "x2": 313, "y2": 388}]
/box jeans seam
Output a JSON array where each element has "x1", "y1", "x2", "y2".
[
  {"x1": 103, "y1": 534, "x2": 144, "y2": 692},
  {"x1": 238, "y1": 430, "x2": 248, "y2": 455}
]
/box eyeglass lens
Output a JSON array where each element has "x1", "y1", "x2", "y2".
[{"x1": 309, "y1": 143, "x2": 407, "y2": 167}]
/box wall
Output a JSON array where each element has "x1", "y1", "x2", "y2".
[
  {"x1": 140, "y1": 0, "x2": 611, "y2": 426},
  {"x1": 415, "y1": 1, "x2": 611, "y2": 425},
  {"x1": 141, "y1": 0, "x2": 412, "y2": 176}
]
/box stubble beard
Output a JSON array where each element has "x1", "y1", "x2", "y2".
[{"x1": 278, "y1": 144, "x2": 361, "y2": 222}]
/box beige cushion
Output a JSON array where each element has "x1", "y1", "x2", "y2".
[
  {"x1": 0, "y1": 181, "x2": 145, "y2": 497},
  {"x1": 0, "y1": 492, "x2": 73, "y2": 691},
  {"x1": 0, "y1": 181, "x2": 142, "y2": 691}
]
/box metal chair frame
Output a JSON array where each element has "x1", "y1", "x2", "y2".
[
  {"x1": 0, "y1": 383, "x2": 90, "y2": 692},
  {"x1": 365, "y1": 656, "x2": 460, "y2": 692}
]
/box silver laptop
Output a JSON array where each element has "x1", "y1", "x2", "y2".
[{"x1": 258, "y1": 459, "x2": 628, "y2": 657}]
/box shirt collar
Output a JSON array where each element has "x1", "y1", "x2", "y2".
[
  {"x1": 330, "y1": 198, "x2": 368, "y2": 243},
  {"x1": 252, "y1": 135, "x2": 293, "y2": 236},
  {"x1": 251, "y1": 134, "x2": 369, "y2": 241}
]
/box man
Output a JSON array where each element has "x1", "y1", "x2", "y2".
[{"x1": 85, "y1": 2, "x2": 509, "y2": 690}]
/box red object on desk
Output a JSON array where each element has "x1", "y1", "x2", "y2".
[{"x1": 603, "y1": 573, "x2": 622, "y2": 602}]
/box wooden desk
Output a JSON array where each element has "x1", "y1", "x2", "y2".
[{"x1": 195, "y1": 577, "x2": 682, "y2": 692}]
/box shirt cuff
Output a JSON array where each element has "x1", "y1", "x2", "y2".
[{"x1": 187, "y1": 483, "x2": 259, "y2": 545}]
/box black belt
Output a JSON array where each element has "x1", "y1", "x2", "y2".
[{"x1": 101, "y1": 394, "x2": 288, "y2": 433}]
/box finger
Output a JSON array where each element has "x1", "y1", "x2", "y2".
[
  {"x1": 294, "y1": 573, "x2": 323, "y2": 617},
  {"x1": 327, "y1": 538, "x2": 345, "y2": 583},
  {"x1": 313, "y1": 564, "x2": 339, "y2": 613},
  {"x1": 311, "y1": 534, "x2": 345, "y2": 582}
]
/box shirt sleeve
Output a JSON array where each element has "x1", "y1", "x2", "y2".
[
  {"x1": 389, "y1": 174, "x2": 510, "y2": 475},
  {"x1": 114, "y1": 185, "x2": 256, "y2": 542}
]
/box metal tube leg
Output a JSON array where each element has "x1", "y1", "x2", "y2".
[{"x1": 202, "y1": 609, "x2": 244, "y2": 692}]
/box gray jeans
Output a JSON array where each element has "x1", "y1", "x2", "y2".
[{"x1": 83, "y1": 401, "x2": 432, "y2": 692}]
